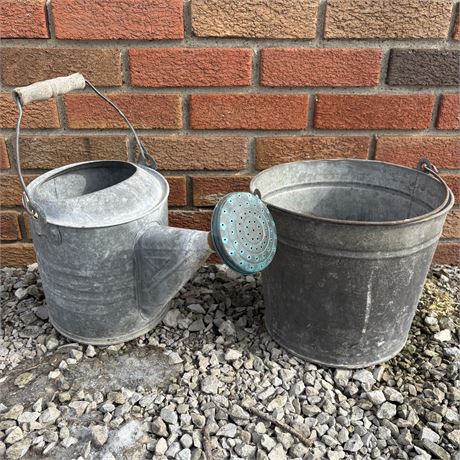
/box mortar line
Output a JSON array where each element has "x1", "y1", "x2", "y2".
[
  {"x1": 247, "y1": 138, "x2": 256, "y2": 173},
  {"x1": 182, "y1": 95, "x2": 190, "y2": 131},
  {"x1": 121, "y1": 49, "x2": 131, "y2": 88},
  {"x1": 448, "y1": 2, "x2": 460, "y2": 39},
  {"x1": 3, "y1": 84, "x2": 459, "y2": 94},
  {"x1": 3, "y1": 128, "x2": 459, "y2": 137},
  {"x1": 252, "y1": 49, "x2": 260, "y2": 86},
  {"x1": 315, "y1": 0, "x2": 327, "y2": 45},
  {"x1": 307, "y1": 94, "x2": 316, "y2": 129},
  {"x1": 184, "y1": 0, "x2": 192, "y2": 39},
  {"x1": 2, "y1": 38, "x2": 459, "y2": 49},
  {"x1": 430, "y1": 94, "x2": 443, "y2": 129},
  {"x1": 44, "y1": 0, "x2": 56, "y2": 39},
  {"x1": 379, "y1": 49, "x2": 392, "y2": 86},
  {"x1": 368, "y1": 135, "x2": 377, "y2": 160}
]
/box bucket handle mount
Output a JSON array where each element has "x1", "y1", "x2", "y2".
[{"x1": 13, "y1": 73, "x2": 156, "y2": 219}]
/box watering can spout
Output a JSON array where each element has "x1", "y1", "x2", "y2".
[{"x1": 135, "y1": 225, "x2": 213, "y2": 320}]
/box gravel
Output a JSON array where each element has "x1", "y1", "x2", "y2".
[{"x1": 0, "y1": 263, "x2": 459, "y2": 459}]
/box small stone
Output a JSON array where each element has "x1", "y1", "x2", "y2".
[
  {"x1": 69, "y1": 401, "x2": 89, "y2": 416},
  {"x1": 225, "y1": 349, "x2": 242, "y2": 361},
  {"x1": 85, "y1": 345, "x2": 96, "y2": 357},
  {"x1": 101, "y1": 403, "x2": 115, "y2": 413},
  {"x1": 5, "y1": 427, "x2": 24, "y2": 445},
  {"x1": 218, "y1": 320, "x2": 236, "y2": 336},
  {"x1": 191, "y1": 413, "x2": 206, "y2": 428},
  {"x1": 261, "y1": 434, "x2": 277, "y2": 451},
  {"x1": 229, "y1": 404, "x2": 250, "y2": 420},
  {"x1": 420, "y1": 426, "x2": 440, "y2": 443},
  {"x1": 70, "y1": 349, "x2": 83, "y2": 360},
  {"x1": 91, "y1": 425, "x2": 109, "y2": 447},
  {"x1": 366, "y1": 390, "x2": 386, "y2": 405},
  {"x1": 34, "y1": 306, "x2": 49, "y2": 320},
  {"x1": 333, "y1": 370, "x2": 352, "y2": 387},
  {"x1": 201, "y1": 375, "x2": 219, "y2": 394},
  {"x1": 447, "y1": 429, "x2": 460, "y2": 446},
  {"x1": 216, "y1": 423, "x2": 237, "y2": 437},
  {"x1": 344, "y1": 434, "x2": 364, "y2": 452},
  {"x1": 163, "y1": 309, "x2": 181, "y2": 328},
  {"x1": 383, "y1": 387, "x2": 404, "y2": 403},
  {"x1": 433, "y1": 329, "x2": 452, "y2": 342},
  {"x1": 160, "y1": 407, "x2": 178, "y2": 425},
  {"x1": 61, "y1": 437, "x2": 78, "y2": 448},
  {"x1": 17, "y1": 412, "x2": 39, "y2": 424},
  {"x1": 268, "y1": 394, "x2": 287, "y2": 411},
  {"x1": 267, "y1": 443, "x2": 287, "y2": 460},
  {"x1": 152, "y1": 417, "x2": 168, "y2": 436},
  {"x1": 14, "y1": 372, "x2": 34, "y2": 387},
  {"x1": 14, "y1": 288, "x2": 28, "y2": 301},
  {"x1": 189, "y1": 319, "x2": 205, "y2": 332},
  {"x1": 180, "y1": 434, "x2": 193, "y2": 448},
  {"x1": 155, "y1": 438, "x2": 168, "y2": 455},
  {"x1": 5, "y1": 439, "x2": 31, "y2": 459},
  {"x1": 187, "y1": 303, "x2": 206, "y2": 314},
  {"x1": 166, "y1": 351, "x2": 183, "y2": 365},
  {"x1": 376, "y1": 402, "x2": 397, "y2": 419},
  {"x1": 48, "y1": 370, "x2": 61, "y2": 380},
  {"x1": 177, "y1": 448, "x2": 192, "y2": 460},
  {"x1": 353, "y1": 370, "x2": 376, "y2": 385},
  {"x1": 3, "y1": 405, "x2": 24, "y2": 420},
  {"x1": 421, "y1": 440, "x2": 450, "y2": 460},
  {"x1": 39, "y1": 407, "x2": 61, "y2": 424},
  {"x1": 46, "y1": 337, "x2": 59, "y2": 350}
]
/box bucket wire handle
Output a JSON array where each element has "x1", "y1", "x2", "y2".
[
  {"x1": 417, "y1": 158, "x2": 453, "y2": 208},
  {"x1": 13, "y1": 73, "x2": 156, "y2": 219}
]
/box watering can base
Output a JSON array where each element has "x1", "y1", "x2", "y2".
[
  {"x1": 265, "y1": 320, "x2": 407, "y2": 369},
  {"x1": 48, "y1": 302, "x2": 171, "y2": 346}
]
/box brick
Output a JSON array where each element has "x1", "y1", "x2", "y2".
[
  {"x1": 169, "y1": 210, "x2": 213, "y2": 231},
  {"x1": 0, "y1": 94, "x2": 59, "y2": 129},
  {"x1": 256, "y1": 136, "x2": 369, "y2": 169},
  {"x1": 0, "y1": 243, "x2": 36, "y2": 267},
  {"x1": 0, "y1": 175, "x2": 37, "y2": 206},
  {"x1": 1, "y1": 138, "x2": 10, "y2": 169},
  {"x1": 314, "y1": 95, "x2": 435, "y2": 130},
  {"x1": 325, "y1": 0, "x2": 452, "y2": 39},
  {"x1": 130, "y1": 48, "x2": 252, "y2": 88},
  {"x1": 192, "y1": 176, "x2": 252, "y2": 206},
  {"x1": 166, "y1": 176, "x2": 187, "y2": 206},
  {"x1": 0, "y1": 0, "x2": 48, "y2": 38},
  {"x1": 0, "y1": 48, "x2": 122, "y2": 87},
  {"x1": 443, "y1": 209, "x2": 460, "y2": 239},
  {"x1": 140, "y1": 137, "x2": 248, "y2": 171},
  {"x1": 18, "y1": 136, "x2": 128, "y2": 169},
  {"x1": 443, "y1": 174, "x2": 460, "y2": 203},
  {"x1": 190, "y1": 94, "x2": 308, "y2": 130},
  {"x1": 375, "y1": 136, "x2": 460, "y2": 169},
  {"x1": 65, "y1": 94, "x2": 182, "y2": 129},
  {"x1": 0, "y1": 211, "x2": 21, "y2": 240},
  {"x1": 433, "y1": 243, "x2": 460, "y2": 265},
  {"x1": 192, "y1": 0, "x2": 318, "y2": 38},
  {"x1": 52, "y1": 0, "x2": 183, "y2": 40},
  {"x1": 436, "y1": 94, "x2": 460, "y2": 130},
  {"x1": 261, "y1": 49, "x2": 382, "y2": 87},
  {"x1": 387, "y1": 50, "x2": 460, "y2": 87}
]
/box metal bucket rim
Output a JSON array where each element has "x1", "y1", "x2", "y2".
[
  {"x1": 250, "y1": 159, "x2": 453, "y2": 227},
  {"x1": 26, "y1": 160, "x2": 170, "y2": 228}
]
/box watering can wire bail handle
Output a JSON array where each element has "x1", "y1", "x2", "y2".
[{"x1": 13, "y1": 73, "x2": 156, "y2": 218}]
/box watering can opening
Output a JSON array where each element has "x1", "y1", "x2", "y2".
[{"x1": 33, "y1": 161, "x2": 137, "y2": 201}]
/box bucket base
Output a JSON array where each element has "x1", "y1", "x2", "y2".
[
  {"x1": 48, "y1": 305, "x2": 170, "y2": 345},
  {"x1": 265, "y1": 318, "x2": 406, "y2": 369}
]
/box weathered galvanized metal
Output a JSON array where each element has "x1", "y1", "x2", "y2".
[
  {"x1": 251, "y1": 159, "x2": 454, "y2": 368},
  {"x1": 13, "y1": 74, "x2": 277, "y2": 345}
]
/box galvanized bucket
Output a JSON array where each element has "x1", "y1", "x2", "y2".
[{"x1": 251, "y1": 159, "x2": 454, "y2": 368}]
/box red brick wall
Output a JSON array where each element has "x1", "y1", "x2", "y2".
[{"x1": 0, "y1": 0, "x2": 459, "y2": 266}]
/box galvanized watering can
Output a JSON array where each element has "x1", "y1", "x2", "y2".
[{"x1": 13, "y1": 74, "x2": 277, "y2": 345}]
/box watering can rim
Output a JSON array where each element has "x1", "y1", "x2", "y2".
[
  {"x1": 26, "y1": 159, "x2": 170, "y2": 229},
  {"x1": 250, "y1": 158, "x2": 453, "y2": 228}
]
